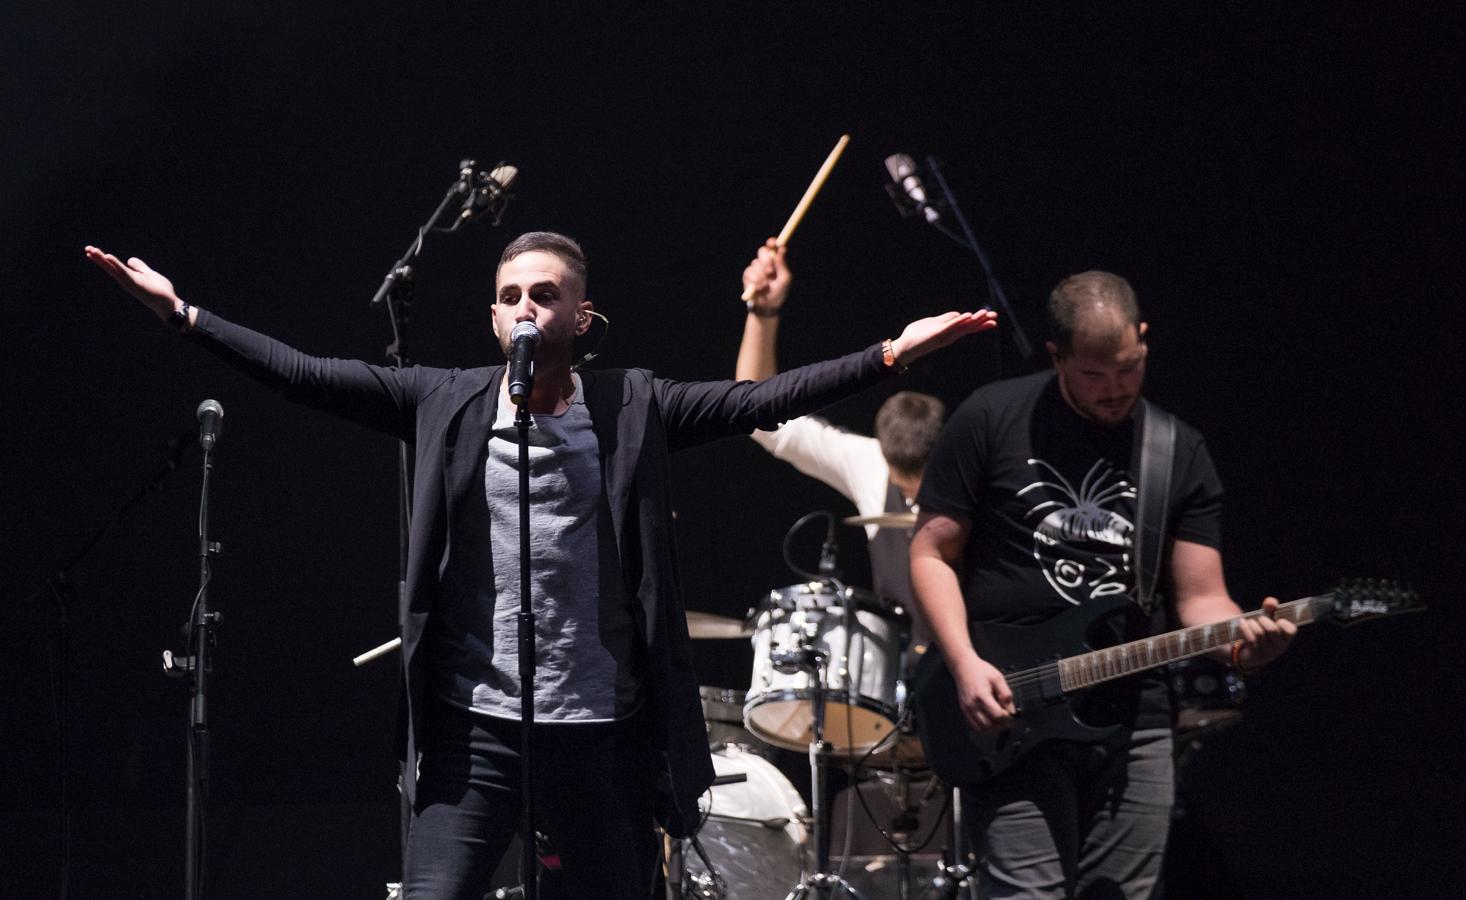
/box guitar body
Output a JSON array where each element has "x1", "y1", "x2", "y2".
[
  {"x1": 909, "y1": 579, "x2": 1420, "y2": 787},
  {"x1": 910, "y1": 595, "x2": 1135, "y2": 787}
]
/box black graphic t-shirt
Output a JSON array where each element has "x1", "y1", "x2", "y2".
[{"x1": 917, "y1": 371, "x2": 1224, "y2": 729}]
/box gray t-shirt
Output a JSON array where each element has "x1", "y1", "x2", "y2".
[{"x1": 431, "y1": 374, "x2": 639, "y2": 722}]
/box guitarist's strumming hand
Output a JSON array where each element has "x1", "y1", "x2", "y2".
[
  {"x1": 911, "y1": 510, "x2": 1020, "y2": 734},
  {"x1": 951, "y1": 651, "x2": 1017, "y2": 733}
]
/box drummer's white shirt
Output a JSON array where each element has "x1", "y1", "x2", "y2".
[{"x1": 752, "y1": 417, "x2": 905, "y2": 537}]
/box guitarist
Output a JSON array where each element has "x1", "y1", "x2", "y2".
[{"x1": 909, "y1": 271, "x2": 1295, "y2": 899}]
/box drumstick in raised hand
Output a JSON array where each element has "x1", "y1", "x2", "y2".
[{"x1": 741, "y1": 133, "x2": 851, "y2": 302}]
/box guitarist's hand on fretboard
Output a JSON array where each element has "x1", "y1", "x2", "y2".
[
  {"x1": 951, "y1": 651, "x2": 1018, "y2": 733},
  {"x1": 1232, "y1": 596, "x2": 1298, "y2": 672}
]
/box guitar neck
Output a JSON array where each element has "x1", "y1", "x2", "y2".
[{"x1": 1056, "y1": 594, "x2": 1328, "y2": 691}]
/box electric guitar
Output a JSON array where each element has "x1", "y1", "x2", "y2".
[{"x1": 909, "y1": 579, "x2": 1421, "y2": 787}]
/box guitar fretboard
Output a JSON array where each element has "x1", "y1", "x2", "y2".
[{"x1": 1055, "y1": 595, "x2": 1327, "y2": 691}]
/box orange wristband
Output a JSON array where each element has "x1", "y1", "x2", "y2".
[{"x1": 882, "y1": 338, "x2": 907, "y2": 373}]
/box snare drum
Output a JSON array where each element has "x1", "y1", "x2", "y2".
[
  {"x1": 744, "y1": 583, "x2": 908, "y2": 755},
  {"x1": 682, "y1": 744, "x2": 808, "y2": 898}
]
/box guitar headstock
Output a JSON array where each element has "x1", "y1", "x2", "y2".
[{"x1": 1325, "y1": 578, "x2": 1422, "y2": 625}]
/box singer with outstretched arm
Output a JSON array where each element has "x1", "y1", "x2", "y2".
[{"x1": 85, "y1": 234, "x2": 996, "y2": 900}]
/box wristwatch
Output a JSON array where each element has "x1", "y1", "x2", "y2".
[{"x1": 169, "y1": 301, "x2": 192, "y2": 332}]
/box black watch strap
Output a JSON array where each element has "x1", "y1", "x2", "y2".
[{"x1": 169, "y1": 301, "x2": 192, "y2": 332}]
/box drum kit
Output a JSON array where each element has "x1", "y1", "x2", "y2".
[{"x1": 671, "y1": 512, "x2": 975, "y2": 900}]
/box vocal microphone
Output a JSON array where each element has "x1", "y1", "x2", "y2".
[
  {"x1": 459, "y1": 163, "x2": 519, "y2": 224},
  {"x1": 196, "y1": 399, "x2": 224, "y2": 451},
  {"x1": 507, "y1": 321, "x2": 540, "y2": 406},
  {"x1": 884, "y1": 153, "x2": 941, "y2": 224}
]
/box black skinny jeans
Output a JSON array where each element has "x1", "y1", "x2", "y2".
[{"x1": 403, "y1": 698, "x2": 660, "y2": 900}]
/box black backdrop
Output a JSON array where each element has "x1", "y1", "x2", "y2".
[{"x1": 2, "y1": 3, "x2": 1460, "y2": 897}]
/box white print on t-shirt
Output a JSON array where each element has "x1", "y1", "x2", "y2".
[{"x1": 1018, "y1": 458, "x2": 1138, "y2": 608}]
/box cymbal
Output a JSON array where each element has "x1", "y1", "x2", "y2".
[
  {"x1": 686, "y1": 611, "x2": 755, "y2": 639},
  {"x1": 843, "y1": 511, "x2": 917, "y2": 529}
]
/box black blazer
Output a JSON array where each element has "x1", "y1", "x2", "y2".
[{"x1": 188, "y1": 309, "x2": 892, "y2": 834}]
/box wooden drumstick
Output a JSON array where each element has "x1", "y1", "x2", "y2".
[
  {"x1": 741, "y1": 133, "x2": 851, "y2": 303},
  {"x1": 352, "y1": 636, "x2": 400, "y2": 666}
]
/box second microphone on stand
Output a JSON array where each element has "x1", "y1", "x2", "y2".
[
  {"x1": 884, "y1": 154, "x2": 942, "y2": 224},
  {"x1": 459, "y1": 162, "x2": 519, "y2": 226},
  {"x1": 196, "y1": 399, "x2": 224, "y2": 451}
]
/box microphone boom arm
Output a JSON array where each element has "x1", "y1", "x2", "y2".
[
  {"x1": 923, "y1": 156, "x2": 1034, "y2": 360},
  {"x1": 368, "y1": 160, "x2": 478, "y2": 309}
]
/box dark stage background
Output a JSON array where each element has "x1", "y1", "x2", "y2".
[{"x1": 2, "y1": 3, "x2": 1460, "y2": 898}]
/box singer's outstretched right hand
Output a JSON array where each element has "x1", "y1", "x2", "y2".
[
  {"x1": 889, "y1": 309, "x2": 999, "y2": 368},
  {"x1": 84, "y1": 246, "x2": 185, "y2": 323}
]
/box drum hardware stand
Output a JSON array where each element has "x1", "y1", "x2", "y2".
[
  {"x1": 919, "y1": 787, "x2": 980, "y2": 900},
  {"x1": 849, "y1": 738, "x2": 947, "y2": 900},
  {"x1": 878, "y1": 765, "x2": 925, "y2": 900},
  {"x1": 777, "y1": 635, "x2": 867, "y2": 900},
  {"x1": 680, "y1": 834, "x2": 729, "y2": 900}
]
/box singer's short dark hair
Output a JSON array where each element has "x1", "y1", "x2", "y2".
[
  {"x1": 1046, "y1": 271, "x2": 1142, "y2": 354},
  {"x1": 875, "y1": 391, "x2": 946, "y2": 478},
  {"x1": 498, "y1": 232, "x2": 588, "y2": 293}
]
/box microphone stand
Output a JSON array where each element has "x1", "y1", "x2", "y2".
[
  {"x1": 367, "y1": 160, "x2": 478, "y2": 860},
  {"x1": 514, "y1": 398, "x2": 539, "y2": 900},
  {"x1": 16, "y1": 429, "x2": 193, "y2": 900},
  {"x1": 373, "y1": 166, "x2": 474, "y2": 616},
  {"x1": 887, "y1": 157, "x2": 1033, "y2": 370},
  {"x1": 351, "y1": 161, "x2": 515, "y2": 898},
  {"x1": 922, "y1": 156, "x2": 1034, "y2": 365},
  {"x1": 371, "y1": 160, "x2": 495, "y2": 606},
  {"x1": 179, "y1": 441, "x2": 221, "y2": 900},
  {"x1": 781, "y1": 519, "x2": 867, "y2": 899}
]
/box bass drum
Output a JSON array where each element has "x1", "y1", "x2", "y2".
[
  {"x1": 745, "y1": 583, "x2": 908, "y2": 755},
  {"x1": 683, "y1": 744, "x2": 808, "y2": 898}
]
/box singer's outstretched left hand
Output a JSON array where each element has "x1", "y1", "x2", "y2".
[{"x1": 84, "y1": 245, "x2": 185, "y2": 324}]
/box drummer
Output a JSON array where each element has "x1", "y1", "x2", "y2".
[{"x1": 735, "y1": 239, "x2": 952, "y2": 630}]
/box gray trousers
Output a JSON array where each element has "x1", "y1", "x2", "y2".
[{"x1": 964, "y1": 727, "x2": 1174, "y2": 900}]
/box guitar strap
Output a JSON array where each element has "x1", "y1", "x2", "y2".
[{"x1": 1135, "y1": 400, "x2": 1176, "y2": 612}]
